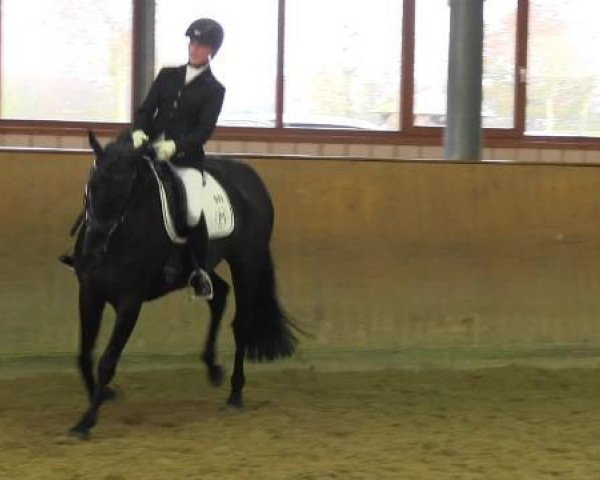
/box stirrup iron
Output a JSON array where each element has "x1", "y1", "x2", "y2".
[{"x1": 188, "y1": 269, "x2": 213, "y2": 300}]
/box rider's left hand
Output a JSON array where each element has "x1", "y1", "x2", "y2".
[{"x1": 153, "y1": 140, "x2": 176, "y2": 162}]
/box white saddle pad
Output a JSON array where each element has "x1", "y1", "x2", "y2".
[
  {"x1": 147, "y1": 157, "x2": 234, "y2": 243},
  {"x1": 169, "y1": 164, "x2": 234, "y2": 239}
]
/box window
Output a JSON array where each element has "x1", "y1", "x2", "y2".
[
  {"x1": 413, "y1": 0, "x2": 516, "y2": 129},
  {"x1": 0, "y1": 0, "x2": 599, "y2": 147},
  {"x1": 413, "y1": 0, "x2": 449, "y2": 127},
  {"x1": 284, "y1": 0, "x2": 402, "y2": 130},
  {"x1": 482, "y1": 1, "x2": 517, "y2": 129},
  {"x1": 0, "y1": 0, "x2": 132, "y2": 122},
  {"x1": 527, "y1": 0, "x2": 600, "y2": 136},
  {"x1": 155, "y1": 0, "x2": 279, "y2": 127}
]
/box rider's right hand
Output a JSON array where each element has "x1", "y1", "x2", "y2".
[{"x1": 132, "y1": 130, "x2": 149, "y2": 148}]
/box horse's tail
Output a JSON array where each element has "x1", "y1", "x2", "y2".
[{"x1": 246, "y1": 250, "x2": 298, "y2": 362}]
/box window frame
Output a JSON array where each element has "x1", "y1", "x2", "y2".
[{"x1": 0, "y1": 0, "x2": 598, "y2": 150}]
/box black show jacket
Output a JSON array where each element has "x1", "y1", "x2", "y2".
[{"x1": 133, "y1": 65, "x2": 225, "y2": 167}]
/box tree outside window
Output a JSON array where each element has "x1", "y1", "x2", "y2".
[
  {"x1": 284, "y1": 0, "x2": 402, "y2": 130},
  {"x1": 527, "y1": 0, "x2": 600, "y2": 136}
]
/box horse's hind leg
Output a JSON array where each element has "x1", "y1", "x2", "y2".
[
  {"x1": 70, "y1": 300, "x2": 142, "y2": 439},
  {"x1": 226, "y1": 258, "x2": 258, "y2": 408},
  {"x1": 228, "y1": 317, "x2": 249, "y2": 408},
  {"x1": 203, "y1": 272, "x2": 229, "y2": 386},
  {"x1": 77, "y1": 287, "x2": 105, "y2": 402}
]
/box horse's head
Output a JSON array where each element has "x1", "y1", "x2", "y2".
[{"x1": 83, "y1": 131, "x2": 147, "y2": 258}]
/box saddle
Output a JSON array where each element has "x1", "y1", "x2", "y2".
[{"x1": 153, "y1": 161, "x2": 191, "y2": 238}]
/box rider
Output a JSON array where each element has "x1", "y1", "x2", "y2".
[
  {"x1": 132, "y1": 17, "x2": 225, "y2": 299},
  {"x1": 60, "y1": 18, "x2": 225, "y2": 299}
]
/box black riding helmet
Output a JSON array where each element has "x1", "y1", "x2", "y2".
[{"x1": 185, "y1": 18, "x2": 224, "y2": 57}]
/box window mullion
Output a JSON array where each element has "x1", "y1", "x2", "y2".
[
  {"x1": 514, "y1": 0, "x2": 528, "y2": 135},
  {"x1": 401, "y1": 0, "x2": 415, "y2": 133},
  {"x1": 275, "y1": 0, "x2": 285, "y2": 129}
]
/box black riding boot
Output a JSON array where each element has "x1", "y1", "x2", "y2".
[
  {"x1": 59, "y1": 208, "x2": 86, "y2": 270},
  {"x1": 59, "y1": 253, "x2": 75, "y2": 269},
  {"x1": 188, "y1": 214, "x2": 213, "y2": 299}
]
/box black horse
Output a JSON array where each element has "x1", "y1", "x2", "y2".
[{"x1": 69, "y1": 132, "x2": 297, "y2": 438}]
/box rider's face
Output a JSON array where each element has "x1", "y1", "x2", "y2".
[{"x1": 188, "y1": 40, "x2": 213, "y2": 66}]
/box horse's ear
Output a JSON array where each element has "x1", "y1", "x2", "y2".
[{"x1": 88, "y1": 131, "x2": 103, "y2": 159}]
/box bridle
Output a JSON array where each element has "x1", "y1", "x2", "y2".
[{"x1": 84, "y1": 154, "x2": 153, "y2": 257}]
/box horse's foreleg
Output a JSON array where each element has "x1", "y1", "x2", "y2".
[
  {"x1": 203, "y1": 272, "x2": 229, "y2": 386},
  {"x1": 69, "y1": 299, "x2": 142, "y2": 439},
  {"x1": 77, "y1": 287, "x2": 105, "y2": 402}
]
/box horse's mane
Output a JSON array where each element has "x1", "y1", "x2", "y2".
[{"x1": 98, "y1": 131, "x2": 143, "y2": 172}]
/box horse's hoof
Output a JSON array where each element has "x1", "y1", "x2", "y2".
[
  {"x1": 225, "y1": 396, "x2": 243, "y2": 409},
  {"x1": 208, "y1": 365, "x2": 224, "y2": 387},
  {"x1": 221, "y1": 402, "x2": 243, "y2": 413},
  {"x1": 68, "y1": 427, "x2": 90, "y2": 441}
]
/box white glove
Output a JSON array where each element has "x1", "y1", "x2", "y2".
[
  {"x1": 153, "y1": 140, "x2": 177, "y2": 162},
  {"x1": 131, "y1": 129, "x2": 148, "y2": 148}
]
